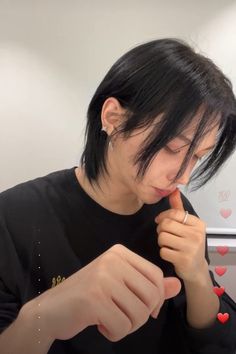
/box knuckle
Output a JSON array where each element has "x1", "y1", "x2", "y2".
[
  {"x1": 106, "y1": 331, "x2": 120, "y2": 342},
  {"x1": 109, "y1": 334, "x2": 120, "y2": 342},
  {"x1": 109, "y1": 331, "x2": 126, "y2": 342},
  {"x1": 111, "y1": 243, "x2": 125, "y2": 253},
  {"x1": 100, "y1": 250, "x2": 119, "y2": 267},
  {"x1": 108, "y1": 321, "x2": 132, "y2": 342}
]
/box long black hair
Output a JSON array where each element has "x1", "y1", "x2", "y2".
[{"x1": 80, "y1": 38, "x2": 236, "y2": 192}]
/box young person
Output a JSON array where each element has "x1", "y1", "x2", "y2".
[{"x1": 0, "y1": 38, "x2": 236, "y2": 354}]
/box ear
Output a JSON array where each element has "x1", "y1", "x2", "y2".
[{"x1": 101, "y1": 97, "x2": 126, "y2": 135}]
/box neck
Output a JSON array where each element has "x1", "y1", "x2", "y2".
[{"x1": 75, "y1": 166, "x2": 144, "y2": 215}]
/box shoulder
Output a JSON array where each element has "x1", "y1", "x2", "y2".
[{"x1": 0, "y1": 168, "x2": 71, "y2": 222}]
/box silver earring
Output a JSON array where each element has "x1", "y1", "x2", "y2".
[{"x1": 101, "y1": 126, "x2": 107, "y2": 132}]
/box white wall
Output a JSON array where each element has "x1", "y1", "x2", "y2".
[
  {"x1": 1, "y1": 0, "x2": 236, "y2": 189},
  {"x1": 0, "y1": 0, "x2": 236, "y2": 300}
]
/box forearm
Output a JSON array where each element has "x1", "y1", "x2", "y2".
[
  {"x1": 0, "y1": 299, "x2": 54, "y2": 354},
  {"x1": 184, "y1": 261, "x2": 220, "y2": 329}
]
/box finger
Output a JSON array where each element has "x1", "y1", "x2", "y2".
[
  {"x1": 160, "y1": 247, "x2": 179, "y2": 264},
  {"x1": 109, "y1": 279, "x2": 153, "y2": 334},
  {"x1": 96, "y1": 295, "x2": 132, "y2": 342},
  {"x1": 110, "y1": 244, "x2": 164, "y2": 290},
  {"x1": 121, "y1": 261, "x2": 164, "y2": 315},
  {"x1": 155, "y1": 211, "x2": 196, "y2": 226},
  {"x1": 158, "y1": 232, "x2": 186, "y2": 250},
  {"x1": 169, "y1": 188, "x2": 184, "y2": 211}
]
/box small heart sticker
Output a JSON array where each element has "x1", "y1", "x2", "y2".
[
  {"x1": 220, "y1": 208, "x2": 232, "y2": 219},
  {"x1": 215, "y1": 266, "x2": 227, "y2": 276},
  {"x1": 213, "y1": 286, "x2": 225, "y2": 296},
  {"x1": 216, "y1": 246, "x2": 229, "y2": 256},
  {"x1": 217, "y1": 312, "x2": 229, "y2": 324}
]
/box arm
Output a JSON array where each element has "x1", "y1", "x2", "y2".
[
  {"x1": 0, "y1": 299, "x2": 54, "y2": 354},
  {"x1": 184, "y1": 259, "x2": 220, "y2": 329},
  {"x1": 176, "y1": 193, "x2": 236, "y2": 352}
]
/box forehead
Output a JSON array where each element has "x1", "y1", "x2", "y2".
[
  {"x1": 151, "y1": 109, "x2": 221, "y2": 150},
  {"x1": 178, "y1": 123, "x2": 219, "y2": 152},
  {"x1": 181, "y1": 113, "x2": 220, "y2": 137}
]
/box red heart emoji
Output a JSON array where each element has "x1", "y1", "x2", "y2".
[
  {"x1": 215, "y1": 266, "x2": 227, "y2": 276},
  {"x1": 216, "y1": 246, "x2": 229, "y2": 256},
  {"x1": 213, "y1": 286, "x2": 225, "y2": 296},
  {"x1": 217, "y1": 312, "x2": 229, "y2": 324}
]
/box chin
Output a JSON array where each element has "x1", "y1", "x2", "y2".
[{"x1": 141, "y1": 194, "x2": 164, "y2": 205}]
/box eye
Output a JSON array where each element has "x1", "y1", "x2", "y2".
[{"x1": 165, "y1": 146, "x2": 203, "y2": 161}]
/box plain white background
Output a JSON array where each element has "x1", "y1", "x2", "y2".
[{"x1": 0, "y1": 0, "x2": 236, "y2": 301}]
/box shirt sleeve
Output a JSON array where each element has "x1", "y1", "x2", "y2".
[
  {"x1": 172, "y1": 192, "x2": 236, "y2": 353},
  {"x1": 0, "y1": 280, "x2": 20, "y2": 334},
  {"x1": 0, "y1": 217, "x2": 22, "y2": 334}
]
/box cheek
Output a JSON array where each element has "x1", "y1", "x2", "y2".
[
  {"x1": 149, "y1": 151, "x2": 168, "y2": 171},
  {"x1": 116, "y1": 141, "x2": 138, "y2": 172},
  {"x1": 141, "y1": 152, "x2": 167, "y2": 182}
]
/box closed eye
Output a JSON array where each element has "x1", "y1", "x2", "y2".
[{"x1": 165, "y1": 146, "x2": 203, "y2": 161}]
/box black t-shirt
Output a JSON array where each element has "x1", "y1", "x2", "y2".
[{"x1": 0, "y1": 167, "x2": 235, "y2": 353}]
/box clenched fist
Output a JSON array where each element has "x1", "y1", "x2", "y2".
[{"x1": 23, "y1": 244, "x2": 181, "y2": 343}]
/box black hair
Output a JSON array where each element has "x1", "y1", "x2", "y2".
[{"x1": 80, "y1": 38, "x2": 236, "y2": 192}]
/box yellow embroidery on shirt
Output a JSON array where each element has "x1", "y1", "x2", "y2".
[{"x1": 51, "y1": 275, "x2": 66, "y2": 288}]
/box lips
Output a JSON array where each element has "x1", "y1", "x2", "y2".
[{"x1": 153, "y1": 187, "x2": 176, "y2": 197}]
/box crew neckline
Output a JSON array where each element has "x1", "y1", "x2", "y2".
[{"x1": 70, "y1": 166, "x2": 148, "y2": 222}]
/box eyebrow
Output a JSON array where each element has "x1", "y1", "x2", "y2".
[{"x1": 177, "y1": 134, "x2": 215, "y2": 152}]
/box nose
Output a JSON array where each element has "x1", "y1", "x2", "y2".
[
  {"x1": 168, "y1": 162, "x2": 194, "y2": 186},
  {"x1": 175, "y1": 172, "x2": 190, "y2": 186}
]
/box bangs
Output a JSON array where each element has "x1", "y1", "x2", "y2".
[{"x1": 129, "y1": 105, "x2": 222, "y2": 188}]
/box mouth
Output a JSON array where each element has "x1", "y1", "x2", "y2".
[{"x1": 152, "y1": 187, "x2": 176, "y2": 197}]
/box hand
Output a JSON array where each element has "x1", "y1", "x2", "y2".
[
  {"x1": 155, "y1": 188, "x2": 208, "y2": 282},
  {"x1": 32, "y1": 244, "x2": 181, "y2": 343}
]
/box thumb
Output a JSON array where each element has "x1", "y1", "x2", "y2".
[
  {"x1": 163, "y1": 276, "x2": 182, "y2": 299},
  {"x1": 150, "y1": 277, "x2": 181, "y2": 319}
]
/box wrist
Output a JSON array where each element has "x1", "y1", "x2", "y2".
[
  {"x1": 20, "y1": 297, "x2": 55, "y2": 346},
  {"x1": 183, "y1": 260, "x2": 209, "y2": 286}
]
